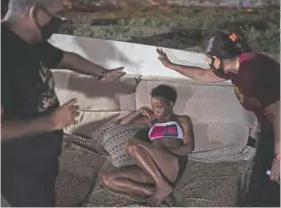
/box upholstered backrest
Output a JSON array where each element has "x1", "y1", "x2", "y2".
[{"x1": 53, "y1": 70, "x2": 138, "y2": 111}]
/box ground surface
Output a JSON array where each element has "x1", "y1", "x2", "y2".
[{"x1": 59, "y1": 4, "x2": 280, "y2": 53}]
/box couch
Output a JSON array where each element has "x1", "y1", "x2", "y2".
[{"x1": 52, "y1": 69, "x2": 259, "y2": 207}]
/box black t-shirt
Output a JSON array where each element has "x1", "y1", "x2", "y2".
[{"x1": 1, "y1": 22, "x2": 64, "y2": 167}]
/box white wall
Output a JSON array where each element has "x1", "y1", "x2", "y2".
[{"x1": 49, "y1": 34, "x2": 230, "y2": 83}]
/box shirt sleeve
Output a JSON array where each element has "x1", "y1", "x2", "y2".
[{"x1": 40, "y1": 41, "x2": 64, "y2": 68}]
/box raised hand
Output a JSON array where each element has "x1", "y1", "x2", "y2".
[
  {"x1": 100, "y1": 67, "x2": 126, "y2": 81},
  {"x1": 157, "y1": 48, "x2": 173, "y2": 67}
]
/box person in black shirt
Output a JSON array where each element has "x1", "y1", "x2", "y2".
[{"x1": 1, "y1": 0, "x2": 125, "y2": 206}]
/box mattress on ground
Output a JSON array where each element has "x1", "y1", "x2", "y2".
[
  {"x1": 83, "y1": 159, "x2": 250, "y2": 207},
  {"x1": 55, "y1": 140, "x2": 107, "y2": 207}
]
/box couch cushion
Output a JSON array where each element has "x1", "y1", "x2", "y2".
[
  {"x1": 193, "y1": 123, "x2": 250, "y2": 152},
  {"x1": 53, "y1": 70, "x2": 138, "y2": 111},
  {"x1": 92, "y1": 121, "x2": 146, "y2": 167}
]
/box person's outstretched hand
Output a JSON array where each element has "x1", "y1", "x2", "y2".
[
  {"x1": 100, "y1": 67, "x2": 126, "y2": 81},
  {"x1": 157, "y1": 48, "x2": 173, "y2": 68}
]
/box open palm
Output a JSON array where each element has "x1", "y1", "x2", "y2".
[
  {"x1": 157, "y1": 48, "x2": 172, "y2": 67},
  {"x1": 100, "y1": 67, "x2": 126, "y2": 81}
]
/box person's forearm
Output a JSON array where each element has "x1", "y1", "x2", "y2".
[
  {"x1": 168, "y1": 144, "x2": 194, "y2": 157},
  {"x1": 1, "y1": 116, "x2": 54, "y2": 141},
  {"x1": 58, "y1": 52, "x2": 105, "y2": 77},
  {"x1": 167, "y1": 63, "x2": 206, "y2": 80},
  {"x1": 118, "y1": 110, "x2": 141, "y2": 125}
]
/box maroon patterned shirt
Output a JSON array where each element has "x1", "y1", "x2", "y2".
[{"x1": 214, "y1": 52, "x2": 280, "y2": 132}]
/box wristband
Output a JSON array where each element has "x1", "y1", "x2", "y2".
[{"x1": 274, "y1": 153, "x2": 281, "y2": 161}]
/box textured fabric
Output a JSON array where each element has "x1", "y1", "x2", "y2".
[
  {"x1": 189, "y1": 144, "x2": 256, "y2": 163},
  {"x1": 64, "y1": 111, "x2": 122, "y2": 137},
  {"x1": 92, "y1": 121, "x2": 146, "y2": 167},
  {"x1": 55, "y1": 139, "x2": 107, "y2": 207},
  {"x1": 192, "y1": 123, "x2": 250, "y2": 151},
  {"x1": 85, "y1": 159, "x2": 251, "y2": 207}
]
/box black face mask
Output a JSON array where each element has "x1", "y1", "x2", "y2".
[
  {"x1": 39, "y1": 17, "x2": 63, "y2": 40},
  {"x1": 35, "y1": 6, "x2": 64, "y2": 40},
  {"x1": 209, "y1": 57, "x2": 225, "y2": 74}
]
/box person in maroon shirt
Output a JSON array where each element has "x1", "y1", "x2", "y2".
[{"x1": 157, "y1": 29, "x2": 280, "y2": 207}]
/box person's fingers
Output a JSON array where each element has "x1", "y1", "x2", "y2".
[
  {"x1": 264, "y1": 112, "x2": 274, "y2": 118},
  {"x1": 273, "y1": 172, "x2": 280, "y2": 182},
  {"x1": 111, "y1": 73, "x2": 125, "y2": 80},
  {"x1": 108, "y1": 76, "x2": 120, "y2": 81},
  {"x1": 64, "y1": 98, "x2": 77, "y2": 106},
  {"x1": 73, "y1": 111, "x2": 80, "y2": 117},
  {"x1": 270, "y1": 171, "x2": 279, "y2": 182},
  {"x1": 71, "y1": 119, "x2": 77, "y2": 125},
  {"x1": 103, "y1": 72, "x2": 125, "y2": 81},
  {"x1": 101, "y1": 75, "x2": 116, "y2": 82},
  {"x1": 270, "y1": 172, "x2": 274, "y2": 181},
  {"x1": 110, "y1": 66, "x2": 124, "y2": 72},
  {"x1": 71, "y1": 105, "x2": 79, "y2": 111},
  {"x1": 143, "y1": 111, "x2": 149, "y2": 118},
  {"x1": 71, "y1": 107, "x2": 79, "y2": 115},
  {"x1": 266, "y1": 114, "x2": 274, "y2": 120},
  {"x1": 156, "y1": 48, "x2": 163, "y2": 55},
  {"x1": 204, "y1": 56, "x2": 211, "y2": 63},
  {"x1": 158, "y1": 52, "x2": 164, "y2": 58},
  {"x1": 272, "y1": 173, "x2": 277, "y2": 182},
  {"x1": 147, "y1": 114, "x2": 153, "y2": 122},
  {"x1": 158, "y1": 57, "x2": 166, "y2": 62},
  {"x1": 105, "y1": 69, "x2": 122, "y2": 78},
  {"x1": 157, "y1": 48, "x2": 166, "y2": 57},
  {"x1": 263, "y1": 111, "x2": 272, "y2": 116}
]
